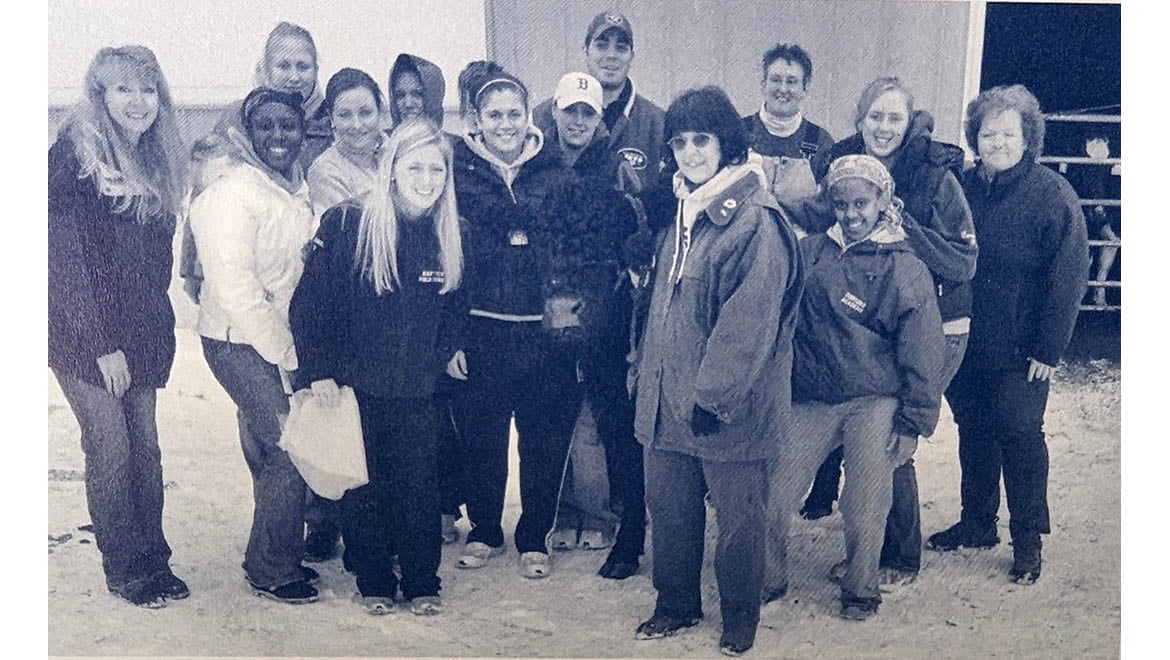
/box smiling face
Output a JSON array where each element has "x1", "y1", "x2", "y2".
[
  {"x1": 762, "y1": 58, "x2": 807, "y2": 119},
  {"x1": 860, "y1": 90, "x2": 911, "y2": 160},
  {"x1": 977, "y1": 109, "x2": 1027, "y2": 174},
  {"x1": 476, "y1": 87, "x2": 528, "y2": 162},
  {"x1": 554, "y1": 102, "x2": 602, "y2": 149},
  {"x1": 585, "y1": 30, "x2": 633, "y2": 91},
  {"x1": 393, "y1": 142, "x2": 447, "y2": 216},
  {"x1": 331, "y1": 86, "x2": 381, "y2": 154},
  {"x1": 669, "y1": 131, "x2": 721, "y2": 186},
  {"x1": 829, "y1": 177, "x2": 886, "y2": 243},
  {"x1": 247, "y1": 101, "x2": 305, "y2": 176},
  {"x1": 103, "y1": 74, "x2": 159, "y2": 144},
  {"x1": 392, "y1": 71, "x2": 426, "y2": 121},
  {"x1": 265, "y1": 36, "x2": 317, "y2": 100}
]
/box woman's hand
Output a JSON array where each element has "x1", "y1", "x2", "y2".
[
  {"x1": 1026, "y1": 358, "x2": 1056, "y2": 383},
  {"x1": 96, "y1": 350, "x2": 132, "y2": 398},
  {"x1": 310, "y1": 378, "x2": 342, "y2": 408},
  {"x1": 446, "y1": 350, "x2": 469, "y2": 381}
]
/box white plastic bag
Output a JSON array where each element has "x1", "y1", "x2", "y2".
[{"x1": 278, "y1": 385, "x2": 368, "y2": 500}]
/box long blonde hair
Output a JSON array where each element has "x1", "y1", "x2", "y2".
[
  {"x1": 66, "y1": 45, "x2": 187, "y2": 221},
  {"x1": 355, "y1": 118, "x2": 463, "y2": 295}
]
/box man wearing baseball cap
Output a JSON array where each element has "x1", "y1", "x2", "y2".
[{"x1": 533, "y1": 11, "x2": 665, "y2": 194}]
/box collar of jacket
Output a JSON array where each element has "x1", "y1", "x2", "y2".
[
  {"x1": 827, "y1": 218, "x2": 908, "y2": 251},
  {"x1": 972, "y1": 157, "x2": 1034, "y2": 197},
  {"x1": 697, "y1": 167, "x2": 772, "y2": 227}
]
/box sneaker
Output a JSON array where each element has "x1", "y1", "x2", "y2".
[
  {"x1": 109, "y1": 578, "x2": 167, "y2": 609},
  {"x1": 456, "y1": 541, "x2": 504, "y2": 569},
  {"x1": 578, "y1": 530, "x2": 612, "y2": 551},
  {"x1": 250, "y1": 580, "x2": 318, "y2": 604},
  {"x1": 354, "y1": 594, "x2": 396, "y2": 615},
  {"x1": 926, "y1": 520, "x2": 1000, "y2": 552},
  {"x1": 304, "y1": 522, "x2": 340, "y2": 562},
  {"x1": 839, "y1": 594, "x2": 880, "y2": 621},
  {"x1": 519, "y1": 551, "x2": 552, "y2": 579},
  {"x1": 151, "y1": 570, "x2": 190, "y2": 600},
  {"x1": 409, "y1": 595, "x2": 443, "y2": 616},
  {"x1": 878, "y1": 566, "x2": 918, "y2": 589},
  {"x1": 1009, "y1": 536, "x2": 1042, "y2": 585},
  {"x1": 549, "y1": 528, "x2": 578, "y2": 551},
  {"x1": 634, "y1": 612, "x2": 702, "y2": 640},
  {"x1": 441, "y1": 514, "x2": 459, "y2": 545}
]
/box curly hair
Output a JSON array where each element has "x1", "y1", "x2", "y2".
[
  {"x1": 66, "y1": 45, "x2": 187, "y2": 221},
  {"x1": 664, "y1": 86, "x2": 749, "y2": 170},
  {"x1": 964, "y1": 84, "x2": 1046, "y2": 162},
  {"x1": 761, "y1": 43, "x2": 813, "y2": 87}
]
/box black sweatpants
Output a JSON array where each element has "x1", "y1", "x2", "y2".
[
  {"x1": 342, "y1": 391, "x2": 441, "y2": 600},
  {"x1": 451, "y1": 317, "x2": 580, "y2": 553},
  {"x1": 945, "y1": 364, "x2": 1052, "y2": 541}
]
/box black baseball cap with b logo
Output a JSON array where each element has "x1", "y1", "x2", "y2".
[{"x1": 585, "y1": 12, "x2": 634, "y2": 48}]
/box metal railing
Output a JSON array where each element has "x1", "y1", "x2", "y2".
[{"x1": 1041, "y1": 113, "x2": 1121, "y2": 312}]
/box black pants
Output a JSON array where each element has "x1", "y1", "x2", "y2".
[
  {"x1": 434, "y1": 389, "x2": 465, "y2": 518},
  {"x1": 582, "y1": 343, "x2": 646, "y2": 559},
  {"x1": 945, "y1": 364, "x2": 1052, "y2": 541},
  {"x1": 451, "y1": 318, "x2": 580, "y2": 553},
  {"x1": 644, "y1": 443, "x2": 768, "y2": 634},
  {"x1": 341, "y1": 391, "x2": 441, "y2": 600}
]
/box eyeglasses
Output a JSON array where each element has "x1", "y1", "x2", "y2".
[{"x1": 667, "y1": 133, "x2": 715, "y2": 152}]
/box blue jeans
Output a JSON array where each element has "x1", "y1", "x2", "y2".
[
  {"x1": 53, "y1": 371, "x2": 173, "y2": 588},
  {"x1": 201, "y1": 338, "x2": 307, "y2": 589}
]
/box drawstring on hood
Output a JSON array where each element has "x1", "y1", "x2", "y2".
[{"x1": 667, "y1": 156, "x2": 768, "y2": 283}]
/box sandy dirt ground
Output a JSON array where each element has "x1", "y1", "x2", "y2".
[{"x1": 47, "y1": 316, "x2": 1120, "y2": 659}]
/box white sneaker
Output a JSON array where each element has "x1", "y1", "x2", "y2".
[
  {"x1": 520, "y1": 551, "x2": 552, "y2": 579},
  {"x1": 456, "y1": 541, "x2": 504, "y2": 569},
  {"x1": 549, "y1": 528, "x2": 577, "y2": 551}
]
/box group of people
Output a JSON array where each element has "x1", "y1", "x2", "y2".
[{"x1": 47, "y1": 11, "x2": 1090, "y2": 658}]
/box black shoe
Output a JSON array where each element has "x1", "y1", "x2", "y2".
[
  {"x1": 599, "y1": 553, "x2": 640, "y2": 580},
  {"x1": 152, "y1": 570, "x2": 190, "y2": 600},
  {"x1": 109, "y1": 578, "x2": 167, "y2": 609},
  {"x1": 839, "y1": 593, "x2": 881, "y2": 621},
  {"x1": 1009, "y1": 535, "x2": 1042, "y2": 585},
  {"x1": 926, "y1": 520, "x2": 1000, "y2": 551},
  {"x1": 761, "y1": 582, "x2": 789, "y2": 605},
  {"x1": 301, "y1": 565, "x2": 320, "y2": 585},
  {"x1": 719, "y1": 625, "x2": 756, "y2": 656},
  {"x1": 304, "y1": 524, "x2": 340, "y2": 562},
  {"x1": 799, "y1": 499, "x2": 834, "y2": 520},
  {"x1": 634, "y1": 611, "x2": 702, "y2": 640},
  {"x1": 250, "y1": 580, "x2": 318, "y2": 604}
]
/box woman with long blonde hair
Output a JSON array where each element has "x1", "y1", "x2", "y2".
[
  {"x1": 289, "y1": 117, "x2": 465, "y2": 616},
  {"x1": 48, "y1": 45, "x2": 188, "y2": 608}
]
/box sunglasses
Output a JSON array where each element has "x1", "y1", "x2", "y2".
[{"x1": 667, "y1": 132, "x2": 715, "y2": 152}]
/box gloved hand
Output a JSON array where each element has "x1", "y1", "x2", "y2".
[{"x1": 690, "y1": 404, "x2": 721, "y2": 436}]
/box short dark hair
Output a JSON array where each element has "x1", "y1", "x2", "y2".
[
  {"x1": 240, "y1": 87, "x2": 306, "y2": 129},
  {"x1": 324, "y1": 67, "x2": 383, "y2": 114},
  {"x1": 761, "y1": 43, "x2": 813, "y2": 86},
  {"x1": 664, "y1": 86, "x2": 749, "y2": 169},
  {"x1": 964, "y1": 84, "x2": 1046, "y2": 162}
]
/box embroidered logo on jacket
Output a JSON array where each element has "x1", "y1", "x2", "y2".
[
  {"x1": 418, "y1": 270, "x2": 446, "y2": 284},
  {"x1": 840, "y1": 292, "x2": 867, "y2": 314},
  {"x1": 618, "y1": 148, "x2": 648, "y2": 170}
]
